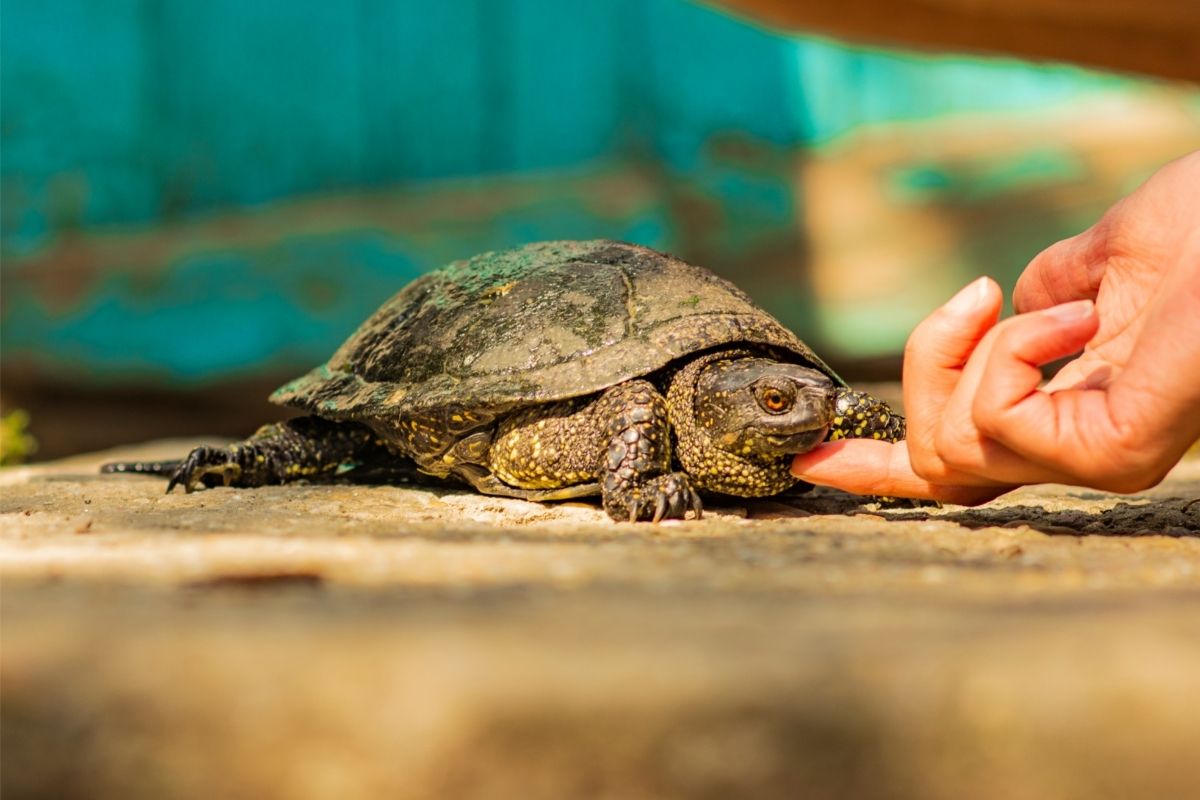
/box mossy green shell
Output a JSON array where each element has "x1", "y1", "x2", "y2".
[{"x1": 272, "y1": 240, "x2": 843, "y2": 429}]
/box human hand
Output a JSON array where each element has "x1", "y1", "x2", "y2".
[{"x1": 792, "y1": 151, "x2": 1200, "y2": 503}]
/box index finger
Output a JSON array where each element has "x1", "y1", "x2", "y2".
[{"x1": 901, "y1": 277, "x2": 1002, "y2": 466}]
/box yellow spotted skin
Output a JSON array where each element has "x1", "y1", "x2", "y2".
[
  {"x1": 488, "y1": 380, "x2": 699, "y2": 521},
  {"x1": 827, "y1": 390, "x2": 905, "y2": 443},
  {"x1": 393, "y1": 407, "x2": 491, "y2": 463},
  {"x1": 667, "y1": 350, "x2": 798, "y2": 497},
  {"x1": 488, "y1": 397, "x2": 599, "y2": 489}
]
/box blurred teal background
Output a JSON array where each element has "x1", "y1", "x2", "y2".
[{"x1": 2, "y1": 0, "x2": 1198, "y2": 457}]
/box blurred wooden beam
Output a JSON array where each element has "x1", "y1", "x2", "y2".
[{"x1": 706, "y1": 0, "x2": 1200, "y2": 82}]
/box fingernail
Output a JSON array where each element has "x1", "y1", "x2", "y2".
[
  {"x1": 943, "y1": 277, "x2": 990, "y2": 316},
  {"x1": 1043, "y1": 299, "x2": 1094, "y2": 322}
]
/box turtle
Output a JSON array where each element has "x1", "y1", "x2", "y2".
[{"x1": 102, "y1": 240, "x2": 904, "y2": 522}]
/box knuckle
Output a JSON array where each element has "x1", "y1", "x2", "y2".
[
  {"x1": 987, "y1": 319, "x2": 1021, "y2": 354},
  {"x1": 932, "y1": 426, "x2": 975, "y2": 474},
  {"x1": 971, "y1": 396, "x2": 1006, "y2": 439},
  {"x1": 907, "y1": 447, "x2": 939, "y2": 480},
  {"x1": 931, "y1": 441, "x2": 960, "y2": 472}
]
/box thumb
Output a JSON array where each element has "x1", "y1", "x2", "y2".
[{"x1": 1014, "y1": 221, "x2": 1109, "y2": 314}]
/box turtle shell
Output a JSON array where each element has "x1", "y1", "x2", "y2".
[{"x1": 272, "y1": 240, "x2": 843, "y2": 429}]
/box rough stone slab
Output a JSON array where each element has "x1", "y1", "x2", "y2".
[{"x1": 2, "y1": 440, "x2": 1199, "y2": 799}]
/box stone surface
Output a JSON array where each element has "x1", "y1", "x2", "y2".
[{"x1": 2, "y1": 438, "x2": 1199, "y2": 799}]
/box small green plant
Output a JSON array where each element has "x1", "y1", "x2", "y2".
[{"x1": 0, "y1": 409, "x2": 37, "y2": 466}]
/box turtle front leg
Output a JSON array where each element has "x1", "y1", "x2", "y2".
[
  {"x1": 595, "y1": 381, "x2": 704, "y2": 522},
  {"x1": 828, "y1": 389, "x2": 937, "y2": 507},
  {"x1": 828, "y1": 388, "x2": 906, "y2": 443},
  {"x1": 155, "y1": 417, "x2": 386, "y2": 492},
  {"x1": 487, "y1": 380, "x2": 702, "y2": 522}
]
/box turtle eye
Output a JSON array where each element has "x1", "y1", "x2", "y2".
[{"x1": 758, "y1": 387, "x2": 791, "y2": 414}]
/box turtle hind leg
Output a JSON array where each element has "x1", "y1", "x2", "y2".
[
  {"x1": 485, "y1": 380, "x2": 702, "y2": 522},
  {"x1": 132, "y1": 416, "x2": 387, "y2": 493}
]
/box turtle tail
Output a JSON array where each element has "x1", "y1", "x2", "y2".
[{"x1": 100, "y1": 459, "x2": 183, "y2": 477}]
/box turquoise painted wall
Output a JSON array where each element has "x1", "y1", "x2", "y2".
[{"x1": 1, "y1": 0, "x2": 1146, "y2": 384}]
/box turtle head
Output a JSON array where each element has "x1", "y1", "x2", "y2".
[{"x1": 693, "y1": 357, "x2": 834, "y2": 458}]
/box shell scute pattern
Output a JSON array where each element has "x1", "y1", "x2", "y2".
[{"x1": 271, "y1": 240, "x2": 841, "y2": 453}]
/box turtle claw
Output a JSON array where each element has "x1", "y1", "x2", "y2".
[
  {"x1": 631, "y1": 472, "x2": 701, "y2": 523},
  {"x1": 165, "y1": 446, "x2": 242, "y2": 493},
  {"x1": 652, "y1": 493, "x2": 669, "y2": 524},
  {"x1": 647, "y1": 485, "x2": 703, "y2": 522}
]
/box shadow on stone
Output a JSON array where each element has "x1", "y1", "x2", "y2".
[{"x1": 881, "y1": 498, "x2": 1200, "y2": 537}]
